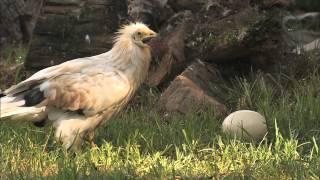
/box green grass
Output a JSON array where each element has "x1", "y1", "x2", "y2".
[
  {"x1": 0, "y1": 47, "x2": 29, "y2": 90},
  {"x1": 1, "y1": 71, "x2": 320, "y2": 179},
  {"x1": 2, "y1": 53, "x2": 320, "y2": 178}
]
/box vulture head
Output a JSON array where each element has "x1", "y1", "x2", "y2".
[{"x1": 116, "y1": 22, "x2": 157, "y2": 47}]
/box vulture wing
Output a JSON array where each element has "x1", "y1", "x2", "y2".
[{"x1": 1, "y1": 54, "x2": 131, "y2": 123}]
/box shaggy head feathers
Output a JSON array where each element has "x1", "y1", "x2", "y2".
[{"x1": 114, "y1": 22, "x2": 157, "y2": 46}]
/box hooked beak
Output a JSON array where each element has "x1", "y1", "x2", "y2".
[{"x1": 142, "y1": 32, "x2": 158, "y2": 44}]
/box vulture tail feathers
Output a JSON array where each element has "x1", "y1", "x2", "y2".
[{"x1": 0, "y1": 88, "x2": 47, "y2": 122}]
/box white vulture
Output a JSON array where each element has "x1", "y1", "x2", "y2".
[{"x1": 0, "y1": 23, "x2": 157, "y2": 150}]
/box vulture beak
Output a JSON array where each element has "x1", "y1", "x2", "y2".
[{"x1": 142, "y1": 32, "x2": 158, "y2": 44}]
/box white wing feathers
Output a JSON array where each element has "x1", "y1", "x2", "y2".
[
  {"x1": 1, "y1": 55, "x2": 131, "y2": 120},
  {"x1": 41, "y1": 66, "x2": 131, "y2": 116},
  {"x1": 0, "y1": 94, "x2": 46, "y2": 122},
  {"x1": 4, "y1": 58, "x2": 92, "y2": 96}
]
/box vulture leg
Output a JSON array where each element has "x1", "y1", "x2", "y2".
[{"x1": 87, "y1": 131, "x2": 97, "y2": 148}]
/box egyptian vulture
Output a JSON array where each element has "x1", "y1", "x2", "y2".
[{"x1": 0, "y1": 23, "x2": 157, "y2": 150}]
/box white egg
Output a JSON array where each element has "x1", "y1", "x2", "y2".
[{"x1": 222, "y1": 110, "x2": 267, "y2": 141}]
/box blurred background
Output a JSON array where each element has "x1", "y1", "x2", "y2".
[
  {"x1": 0, "y1": 0, "x2": 320, "y2": 116},
  {"x1": 1, "y1": 1, "x2": 320, "y2": 178}
]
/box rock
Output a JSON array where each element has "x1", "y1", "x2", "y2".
[
  {"x1": 293, "y1": 0, "x2": 320, "y2": 11},
  {"x1": 168, "y1": 0, "x2": 204, "y2": 12},
  {"x1": 252, "y1": 0, "x2": 290, "y2": 8},
  {"x1": 147, "y1": 21, "x2": 189, "y2": 87},
  {"x1": 127, "y1": 0, "x2": 167, "y2": 29},
  {"x1": 186, "y1": 7, "x2": 283, "y2": 65},
  {"x1": 46, "y1": 0, "x2": 83, "y2": 5},
  {"x1": 158, "y1": 60, "x2": 228, "y2": 115},
  {"x1": 0, "y1": 0, "x2": 44, "y2": 55},
  {"x1": 146, "y1": 10, "x2": 195, "y2": 88},
  {"x1": 282, "y1": 12, "x2": 320, "y2": 54},
  {"x1": 24, "y1": 0, "x2": 126, "y2": 70}
]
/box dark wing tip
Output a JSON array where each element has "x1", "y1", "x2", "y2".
[
  {"x1": 33, "y1": 119, "x2": 47, "y2": 127},
  {"x1": 24, "y1": 87, "x2": 45, "y2": 106}
]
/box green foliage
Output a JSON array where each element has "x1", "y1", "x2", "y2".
[
  {"x1": 1, "y1": 50, "x2": 320, "y2": 178},
  {"x1": 229, "y1": 69, "x2": 320, "y2": 142},
  {"x1": 0, "y1": 47, "x2": 28, "y2": 90},
  {"x1": 2, "y1": 68, "x2": 320, "y2": 178},
  {"x1": 1, "y1": 46, "x2": 27, "y2": 64}
]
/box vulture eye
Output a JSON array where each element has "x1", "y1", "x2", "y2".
[{"x1": 137, "y1": 32, "x2": 142, "y2": 36}]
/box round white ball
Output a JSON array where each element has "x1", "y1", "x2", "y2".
[{"x1": 222, "y1": 110, "x2": 267, "y2": 141}]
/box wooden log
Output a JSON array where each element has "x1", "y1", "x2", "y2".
[
  {"x1": 24, "y1": 0, "x2": 126, "y2": 70},
  {"x1": 0, "y1": 0, "x2": 43, "y2": 52}
]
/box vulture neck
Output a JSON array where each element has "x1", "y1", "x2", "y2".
[{"x1": 109, "y1": 38, "x2": 151, "y2": 88}]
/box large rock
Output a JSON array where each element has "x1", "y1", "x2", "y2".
[
  {"x1": 293, "y1": 0, "x2": 320, "y2": 11},
  {"x1": 0, "y1": 0, "x2": 44, "y2": 55},
  {"x1": 147, "y1": 17, "x2": 190, "y2": 87},
  {"x1": 158, "y1": 60, "x2": 228, "y2": 115},
  {"x1": 186, "y1": 7, "x2": 284, "y2": 65},
  {"x1": 127, "y1": 0, "x2": 170, "y2": 29},
  {"x1": 282, "y1": 12, "x2": 320, "y2": 53},
  {"x1": 24, "y1": 0, "x2": 126, "y2": 70}
]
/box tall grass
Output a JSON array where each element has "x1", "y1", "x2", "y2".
[
  {"x1": 1, "y1": 67, "x2": 320, "y2": 178},
  {"x1": 0, "y1": 47, "x2": 28, "y2": 90},
  {"x1": 229, "y1": 69, "x2": 320, "y2": 142},
  {"x1": 1, "y1": 50, "x2": 320, "y2": 178}
]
